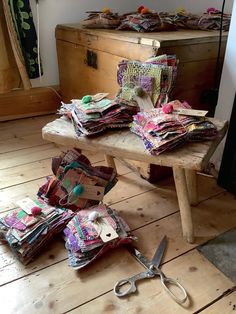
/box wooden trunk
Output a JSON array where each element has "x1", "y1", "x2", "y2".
[{"x1": 55, "y1": 24, "x2": 227, "y2": 182}]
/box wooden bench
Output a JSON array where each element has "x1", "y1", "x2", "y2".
[{"x1": 42, "y1": 117, "x2": 228, "y2": 243}]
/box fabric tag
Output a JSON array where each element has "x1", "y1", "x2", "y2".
[
  {"x1": 80, "y1": 185, "x2": 105, "y2": 201},
  {"x1": 175, "y1": 108, "x2": 208, "y2": 117},
  {"x1": 16, "y1": 198, "x2": 39, "y2": 215},
  {"x1": 93, "y1": 220, "x2": 118, "y2": 243}
]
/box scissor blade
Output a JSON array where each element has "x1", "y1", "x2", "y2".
[
  {"x1": 127, "y1": 246, "x2": 152, "y2": 270},
  {"x1": 152, "y1": 236, "x2": 168, "y2": 268}
]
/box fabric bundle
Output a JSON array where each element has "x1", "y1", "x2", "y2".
[
  {"x1": 117, "y1": 54, "x2": 178, "y2": 108},
  {"x1": 131, "y1": 101, "x2": 218, "y2": 155},
  {"x1": 59, "y1": 94, "x2": 139, "y2": 136},
  {"x1": 118, "y1": 12, "x2": 162, "y2": 32},
  {"x1": 159, "y1": 10, "x2": 231, "y2": 31},
  {"x1": 0, "y1": 199, "x2": 74, "y2": 264},
  {"x1": 63, "y1": 204, "x2": 134, "y2": 269},
  {"x1": 38, "y1": 149, "x2": 117, "y2": 211},
  {"x1": 81, "y1": 10, "x2": 121, "y2": 29}
]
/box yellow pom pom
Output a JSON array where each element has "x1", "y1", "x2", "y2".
[
  {"x1": 102, "y1": 7, "x2": 111, "y2": 14},
  {"x1": 176, "y1": 7, "x2": 187, "y2": 15}
]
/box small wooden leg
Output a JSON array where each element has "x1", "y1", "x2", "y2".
[
  {"x1": 173, "y1": 167, "x2": 194, "y2": 243},
  {"x1": 104, "y1": 155, "x2": 117, "y2": 171},
  {"x1": 185, "y1": 169, "x2": 198, "y2": 206}
]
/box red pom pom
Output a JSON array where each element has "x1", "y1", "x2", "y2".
[
  {"x1": 138, "y1": 5, "x2": 145, "y2": 13},
  {"x1": 31, "y1": 206, "x2": 42, "y2": 216},
  {"x1": 141, "y1": 7, "x2": 150, "y2": 14},
  {"x1": 162, "y1": 104, "x2": 174, "y2": 114}
]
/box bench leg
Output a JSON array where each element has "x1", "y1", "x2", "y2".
[
  {"x1": 104, "y1": 155, "x2": 117, "y2": 171},
  {"x1": 185, "y1": 169, "x2": 198, "y2": 206},
  {"x1": 173, "y1": 167, "x2": 194, "y2": 243}
]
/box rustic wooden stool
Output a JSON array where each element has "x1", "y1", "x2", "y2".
[{"x1": 42, "y1": 117, "x2": 228, "y2": 243}]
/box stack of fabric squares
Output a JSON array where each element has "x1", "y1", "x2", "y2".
[
  {"x1": 63, "y1": 204, "x2": 134, "y2": 269},
  {"x1": 0, "y1": 198, "x2": 74, "y2": 264},
  {"x1": 59, "y1": 94, "x2": 139, "y2": 136},
  {"x1": 38, "y1": 149, "x2": 117, "y2": 211},
  {"x1": 131, "y1": 108, "x2": 188, "y2": 155},
  {"x1": 131, "y1": 102, "x2": 218, "y2": 155}
]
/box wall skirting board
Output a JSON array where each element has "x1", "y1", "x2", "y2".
[{"x1": 0, "y1": 86, "x2": 61, "y2": 121}]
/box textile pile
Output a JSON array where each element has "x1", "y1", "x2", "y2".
[
  {"x1": 63, "y1": 204, "x2": 134, "y2": 269},
  {"x1": 0, "y1": 149, "x2": 127, "y2": 266},
  {"x1": 118, "y1": 12, "x2": 163, "y2": 32},
  {"x1": 159, "y1": 9, "x2": 231, "y2": 31},
  {"x1": 117, "y1": 54, "x2": 178, "y2": 108},
  {"x1": 131, "y1": 100, "x2": 218, "y2": 155},
  {"x1": 81, "y1": 7, "x2": 231, "y2": 32},
  {"x1": 82, "y1": 10, "x2": 121, "y2": 29},
  {"x1": 59, "y1": 93, "x2": 139, "y2": 136},
  {"x1": 0, "y1": 199, "x2": 74, "y2": 264},
  {"x1": 38, "y1": 149, "x2": 117, "y2": 211}
]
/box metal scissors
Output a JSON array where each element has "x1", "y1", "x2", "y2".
[{"x1": 114, "y1": 236, "x2": 188, "y2": 304}]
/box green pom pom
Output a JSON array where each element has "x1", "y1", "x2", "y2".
[
  {"x1": 82, "y1": 95, "x2": 92, "y2": 104},
  {"x1": 133, "y1": 86, "x2": 145, "y2": 98},
  {"x1": 73, "y1": 184, "x2": 84, "y2": 196}
]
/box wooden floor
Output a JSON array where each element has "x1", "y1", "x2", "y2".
[{"x1": 0, "y1": 114, "x2": 236, "y2": 314}]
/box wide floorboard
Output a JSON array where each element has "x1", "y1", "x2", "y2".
[{"x1": 0, "y1": 115, "x2": 236, "y2": 314}]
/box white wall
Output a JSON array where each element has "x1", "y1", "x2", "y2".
[
  {"x1": 156, "y1": 0, "x2": 233, "y2": 14},
  {"x1": 211, "y1": 0, "x2": 236, "y2": 169},
  {"x1": 30, "y1": 0, "x2": 160, "y2": 87},
  {"x1": 30, "y1": 0, "x2": 234, "y2": 87}
]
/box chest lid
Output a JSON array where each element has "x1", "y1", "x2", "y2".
[{"x1": 56, "y1": 24, "x2": 228, "y2": 48}]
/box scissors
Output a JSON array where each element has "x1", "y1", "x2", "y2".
[{"x1": 114, "y1": 236, "x2": 188, "y2": 304}]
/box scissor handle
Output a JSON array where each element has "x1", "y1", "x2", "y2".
[
  {"x1": 114, "y1": 270, "x2": 155, "y2": 297},
  {"x1": 159, "y1": 271, "x2": 188, "y2": 304}
]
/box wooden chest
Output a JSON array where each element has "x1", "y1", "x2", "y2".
[
  {"x1": 55, "y1": 25, "x2": 227, "y2": 181},
  {"x1": 56, "y1": 24, "x2": 227, "y2": 110}
]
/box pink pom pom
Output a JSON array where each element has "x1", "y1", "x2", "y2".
[
  {"x1": 207, "y1": 7, "x2": 217, "y2": 14},
  {"x1": 31, "y1": 206, "x2": 42, "y2": 216},
  {"x1": 162, "y1": 104, "x2": 173, "y2": 114}
]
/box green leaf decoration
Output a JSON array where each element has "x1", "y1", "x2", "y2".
[
  {"x1": 21, "y1": 22, "x2": 30, "y2": 30},
  {"x1": 17, "y1": 0, "x2": 24, "y2": 9},
  {"x1": 33, "y1": 47, "x2": 38, "y2": 53},
  {"x1": 29, "y1": 59, "x2": 35, "y2": 65},
  {"x1": 21, "y1": 12, "x2": 29, "y2": 19}
]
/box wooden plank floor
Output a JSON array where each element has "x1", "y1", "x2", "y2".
[{"x1": 0, "y1": 114, "x2": 236, "y2": 314}]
